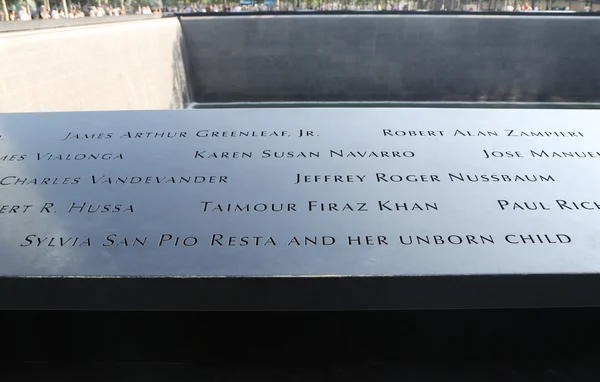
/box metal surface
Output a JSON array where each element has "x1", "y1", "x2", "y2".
[{"x1": 2, "y1": 108, "x2": 600, "y2": 310}]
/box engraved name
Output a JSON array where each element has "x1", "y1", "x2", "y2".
[
  {"x1": 0, "y1": 154, "x2": 26, "y2": 161},
  {"x1": 497, "y1": 200, "x2": 600, "y2": 211},
  {"x1": 67, "y1": 203, "x2": 134, "y2": 213},
  {"x1": 530, "y1": 150, "x2": 600, "y2": 158},
  {"x1": 447, "y1": 173, "x2": 554, "y2": 182},
  {"x1": 382, "y1": 129, "x2": 584, "y2": 138},
  {"x1": 17, "y1": 232, "x2": 573, "y2": 248},
  {"x1": 0, "y1": 203, "x2": 134, "y2": 214},
  {"x1": 90, "y1": 175, "x2": 227, "y2": 184},
  {"x1": 59, "y1": 130, "x2": 308, "y2": 140},
  {"x1": 193, "y1": 150, "x2": 415, "y2": 159},
  {"x1": 60, "y1": 132, "x2": 113, "y2": 140},
  {"x1": 294, "y1": 174, "x2": 366, "y2": 184},
  {"x1": 60, "y1": 132, "x2": 188, "y2": 140},
  {"x1": 294, "y1": 173, "x2": 553, "y2": 183},
  {"x1": 198, "y1": 201, "x2": 437, "y2": 212},
  {"x1": 20, "y1": 235, "x2": 92, "y2": 247},
  {"x1": 196, "y1": 130, "x2": 290, "y2": 138},
  {"x1": 308, "y1": 201, "x2": 438, "y2": 212},
  {"x1": 37, "y1": 153, "x2": 123, "y2": 161},
  {"x1": 484, "y1": 149, "x2": 600, "y2": 159},
  {"x1": 0, "y1": 204, "x2": 33, "y2": 213},
  {"x1": 0, "y1": 176, "x2": 80, "y2": 185}
]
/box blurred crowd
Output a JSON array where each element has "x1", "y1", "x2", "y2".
[
  {"x1": 0, "y1": 4, "x2": 162, "y2": 20},
  {"x1": 157, "y1": 2, "x2": 592, "y2": 12},
  {"x1": 0, "y1": 0, "x2": 594, "y2": 19}
]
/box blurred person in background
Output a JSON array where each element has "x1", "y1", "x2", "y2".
[
  {"x1": 37, "y1": 5, "x2": 50, "y2": 19},
  {"x1": 18, "y1": 6, "x2": 31, "y2": 20}
]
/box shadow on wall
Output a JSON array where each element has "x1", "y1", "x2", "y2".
[{"x1": 171, "y1": 27, "x2": 193, "y2": 109}]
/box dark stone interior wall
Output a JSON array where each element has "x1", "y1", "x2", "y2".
[{"x1": 180, "y1": 15, "x2": 600, "y2": 103}]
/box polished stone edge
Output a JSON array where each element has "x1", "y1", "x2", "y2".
[
  {"x1": 1, "y1": 274, "x2": 599, "y2": 311},
  {"x1": 186, "y1": 101, "x2": 600, "y2": 110},
  {"x1": 176, "y1": 11, "x2": 599, "y2": 17}
]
